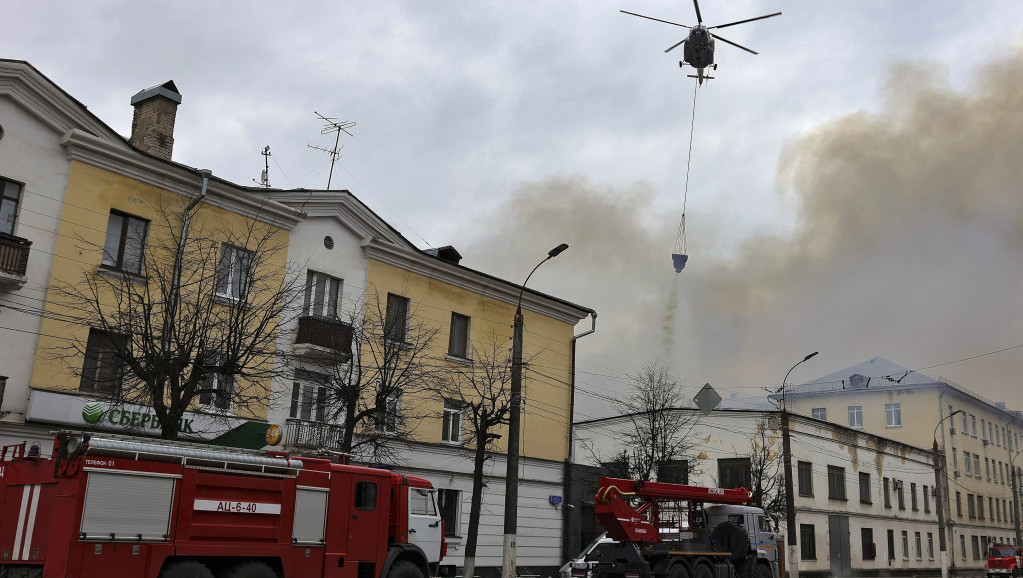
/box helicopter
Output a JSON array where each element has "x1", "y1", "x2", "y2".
[{"x1": 621, "y1": 0, "x2": 781, "y2": 85}]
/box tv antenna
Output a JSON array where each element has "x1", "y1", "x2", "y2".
[
  {"x1": 307, "y1": 111, "x2": 356, "y2": 189},
  {"x1": 253, "y1": 145, "x2": 271, "y2": 188}
]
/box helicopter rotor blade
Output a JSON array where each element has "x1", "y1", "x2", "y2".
[
  {"x1": 620, "y1": 9, "x2": 691, "y2": 28},
  {"x1": 692, "y1": 0, "x2": 703, "y2": 24},
  {"x1": 710, "y1": 33, "x2": 759, "y2": 55},
  {"x1": 709, "y1": 12, "x2": 782, "y2": 30},
  {"x1": 664, "y1": 38, "x2": 687, "y2": 53}
]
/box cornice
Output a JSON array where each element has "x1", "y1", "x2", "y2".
[
  {"x1": 262, "y1": 190, "x2": 409, "y2": 246},
  {"x1": 61, "y1": 129, "x2": 303, "y2": 229},
  {"x1": 363, "y1": 238, "x2": 590, "y2": 325},
  {"x1": 0, "y1": 60, "x2": 121, "y2": 141}
]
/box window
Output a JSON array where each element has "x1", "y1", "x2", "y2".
[
  {"x1": 798, "y1": 461, "x2": 813, "y2": 496},
  {"x1": 200, "y1": 354, "x2": 234, "y2": 411},
  {"x1": 962, "y1": 411, "x2": 969, "y2": 433},
  {"x1": 355, "y1": 481, "x2": 377, "y2": 510},
  {"x1": 928, "y1": 533, "x2": 934, "y2": 559},
  {"x1": 970, "y1": 414, "x2": 977, "y2": 436},
  {"x1": 447, "y1": 312, "x2": 470, "y2": 359},
  {"x1": 800, "y1": 524, "x2": 816, "y2": 560},
  {"x1": 896, "y1": 480, "x2": 905, "y2": 510},
  {"x1": 442, "y1": 400, "x2": 463, "y2": 443},
  {"x1": 718, "y1": 457, "x2": 752, "y2": 489},
  {"x1": 384, "y1": 293, "x2": 410, "y2": 342},
  {"x1": 974, "y1": 454, "x2": 981, "y2": 478},
  {"x1": 290, "y1": 370, "x2": 328, "y2": 421},
  {"x1": 827, "y1": 465, "x2": 846, "y2": 500},
  {"x1": 438, "y1": 489, "x2": 460, "y2": 537},
  {"x1": 952, "y1": 446, "x2": 959, "y2": 472},
  {"x1": 968, "y1": 494, "x2": 976, "y2": 519},
  {"x1": 911, "y1": 482, "x2": 918, "y2": 511},
  {"x1": 960, "y1": 535, "x2": 967, "y2": 561},
  {"x1": 997, "y1": 498, "x2": 1002, "y2": 522},
  {"x1": 887, "y1": 529, "x2": 896, "y2": 561},
  {"x1": 861, "y1": 527, "x2": 876, "y2": 560},
  {"x1": 377, "y1": 391, "x2": 402, "y2": 433},
  {"x1": 658, "y1": 459, "x2": 689, "y2": 484},
  {"x1": 915, "y1": 532, "x2": 922, "y2": 560},
  {"x1": 964, "y1": 451, "x2": 972, "y2": 475},
  {"x1": 902, "y1": 530, "x2": 909, "y2": 559},
  {"x1": 885, "y1": 402, "x2": 902, "y2": 427},
  {"x1": 859, "y1": 472, "x2": 871, "y2": 504},
  {"x1": 216, "y1": 244, "x2": 253, "y2": 300},
  {"x1": 304, "y1": 271, "x2": 341, "y2": 318},
  {"x1": 848, "y1": 405, "x2": 863, "y2": 428},
  {"x1": 923, "y1": 485, "x2": 930, "y2": 513},
  {"x1": 986, "y1": 457, "x2": 991, "y2": 480},
  {"x1": 811, "y1": 407, "x2": 827, "y2": 420},
  {"x1": 102, "y1": 210, "x2": 149, "y2": 274},
  {"x1": 972, "y1": 535, "x2": 981, "y2": 560},
  {"x1": 80, "y1": 328, "x2": 126, "y2": 394},
  {"x1": 982, "y1": 419, "x2": 987, "y2": 441},
  {"x1": 883, "y1": 477, "x2": 891, "y2": 508},
  {"x1": 956, "y1": 491, "x2": 962, "y2": 517},
  {"x1": 0, "y1": 177, "x2": 23, "y2": 235},
  {"x1": 410, "y1": 488, "x2": 437, "y2": 516}
]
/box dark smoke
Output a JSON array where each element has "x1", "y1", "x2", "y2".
[{"x1": 460, "y1": 46, "x2": 1023, "y2": 415}]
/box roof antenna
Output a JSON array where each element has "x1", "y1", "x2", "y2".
[
  {"x1": 307, "y1": 112, "x2": 355, "y2": 189},
  {"x1": 253, "y1": 145, "x2": 271, "y2": 188}
]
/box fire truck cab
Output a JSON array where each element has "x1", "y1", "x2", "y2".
[{"x1": 0, "y1": 433, "x2": 446, "y2": 578}]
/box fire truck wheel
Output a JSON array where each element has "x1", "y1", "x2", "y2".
[
  {"x1": 225, "y1": 562, "x2": 276, "y2": 578},
  {"x1": 160, "y1": 561, "x2": 214, "y2": 578},
  {"x1": 388, "y1": 560, "x2": 425, "y2": 578},
  {"x1": 754, "y1": 563, "x2": 772, "y2": 578},
  {"x1": 692, "y1": 562, "x2": 713, "y2": 578},
  {"x1": 667, "y1": 563, "x2": 691, "y2": 578}
]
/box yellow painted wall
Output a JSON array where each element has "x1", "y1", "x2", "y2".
[
  {"x1": 366, "y1": 258, "x2": 577, "y2": 462},
  {"x1": 30, "y1": 161, "x2": 290, "y2": 420}
]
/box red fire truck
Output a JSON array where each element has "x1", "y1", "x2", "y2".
[
  {"x1": 586, "y1": 477, "x2": 779, "y2": 578},
  {"x1": 0, "y1": 432, "x2": 447, "y2": 578}
]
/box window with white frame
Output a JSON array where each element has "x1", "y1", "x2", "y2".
[
  {"x1": 848, "y1": 405, "x2": 863, "y2": 428},
  {"x1": 973, "y1": 454, "x2": 980, "y2": 477},
  {"x1": 0, "y1": 177, "x2": 24, "y2": 236},
  {"x1": 102, "y1": 210, "x2": 149, "y2": 274},
  {"x1": 964, "y1": 451, "x2": 972, "y2": 476},
  {"x1": 970, "y1": 414, "x2": 977, "y2": 436},
  {"x1": 377, "y1": 391, "x2": 402, "y2": 433},
  {"x1": 80, "y1": 328, "x2": 127, "y2": 394},
  {"x1": 304, "y1": 271, "x2": 342, "y2": 318},
  {"x1": 811, "y1": 407, "x2": 827, "y2": 420},
  {"x1": 447, "y1": 312, "x2": 470, "y2": 359},
  {"x1": 200, "y1": 354, "x2": 234, "y2": 411},
  {"x1": 290, "y1": 370, "x2": 328, "y2": 421},
  {"x1": 216, "y1": 244, "x2": 253, "y2": 300},
  {"x1": 885, "y1": 403, "x2": 902, "y2": 427},
  {"x1": 442, "y1": 400, "x2": 463, "y2": 443}
]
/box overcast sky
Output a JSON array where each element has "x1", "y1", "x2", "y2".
[{"x1": 8, "y1": 1, "x2": 1023, "y2": 420}]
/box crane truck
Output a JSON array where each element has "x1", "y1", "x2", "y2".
[
  {"x1": 585, "y1": 477, "x2": 779, "y2": 578},
  {"x1": 0, "y1": 432, "x2": 447, "y2": 578}
]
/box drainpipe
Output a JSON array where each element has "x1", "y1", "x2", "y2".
[
  {"x1": 565, "y1": 309, "x2": 597, "y2": 572},
  {"x1": 166, "y1": 170, "x2": 212, "y2": 354}
]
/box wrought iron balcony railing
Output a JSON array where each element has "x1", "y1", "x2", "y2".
[{"x1": 284, "y1": 418, "x2": 345, "y2": 451}]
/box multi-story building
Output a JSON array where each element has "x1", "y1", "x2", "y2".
[
  {"x1": 573, "y1": 408, "x2": 939, "y2": 578},
  {"x1": 1, "y1": 59, "x2": 597, "y2": 578},
  {"x1": 783, "y1": 357, "x2": 1023, "y2": 572}
]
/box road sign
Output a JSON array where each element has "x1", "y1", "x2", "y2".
[{"x1": 694, "y1": 383, "x2": 721, "y2": 415}]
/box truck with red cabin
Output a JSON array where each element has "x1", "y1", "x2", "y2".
[
  {"x1": 0, "y1": 432, "x2": 447, "y2": 578},
  {"x1": 586, "y1": 477, "x2": 779, "y2": 578}
]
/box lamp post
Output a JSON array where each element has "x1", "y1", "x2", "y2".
[
  {"x1": 780, "y1": 351, "x2": 818, "y2": 578},
  {"x1": 1010, "y1": 448, "x2": 1023, "y2": 547},
  {"x1": 502, "y1": 243, "x2": 569, "y2": 578},
  {"x1": 934, "y1": 410, "x2": 965, "y2": 578}
]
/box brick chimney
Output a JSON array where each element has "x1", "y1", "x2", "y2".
[{"x1": 129, "y1": 80, "x2": 181, "y2": 160}]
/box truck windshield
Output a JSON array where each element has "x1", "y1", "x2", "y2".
[{"x1": 990, "y1": 547, "x2": 1018, "y2": 557}]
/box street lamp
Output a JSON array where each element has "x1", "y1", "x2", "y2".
[
  {"x1": 1010, "y1": 448, "x2": 1023, "y2": 547},
  {"x1": 502, "y1": 243, "x2": 569, "y2": 578},
  {"x1": 780, "y1": 351, "x2": 818, "y2": 578},
  {"x1": 933, "y1": 409, "x2": 965, "y2": 578}
]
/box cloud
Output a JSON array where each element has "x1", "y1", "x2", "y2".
[{"x1": 461, "y1": 44, "x2": 1023, "y2": 414}]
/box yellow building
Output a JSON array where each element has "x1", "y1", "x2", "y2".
[
  {"x1": 23, "y1": 80, "x2": 301, "y2": 446},
  {"x1": 783, "y1": 357, "x2": 1023, "y2": 572}
]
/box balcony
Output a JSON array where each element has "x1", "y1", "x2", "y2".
[
  {"x1": 0, "y1": 233, "x2": 30, "y2": 289},
  {"x1": 285, "y1": 418, "x2": 345, "y2": 451},
  {"x1": 294, "y1": 316, "x2": 353, "y2": 360}
]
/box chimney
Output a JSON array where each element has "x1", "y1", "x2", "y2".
[{"x1": 129, "y1": 80, "x2": 182, "y2": 160}]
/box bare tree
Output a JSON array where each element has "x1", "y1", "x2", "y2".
[
  {"x1": 298, "y1": 288, "x2": 442, "y2": 462},
  {"x1": 611, "y1": 361, "x2": 702, "y2": 481},
  {"x1": 748, "y1": 416, "x2": 785, "y2": 517},
  {"x1": 53, "y1": 197, "x2": 302, "y2": 439},
  {"x1": 436, "y1": 337, "x2": 513, "y2": 578}
]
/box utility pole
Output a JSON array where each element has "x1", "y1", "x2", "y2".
[
  {"x1": 1013, "y1": 458, "x2": 1022, "y2": 547},
  {"x1": 780, "y1": 352, "x2": 818, "y2": 578},
  {"x1": 933, "y1": 409, "x2": 963, "y2": 578}
]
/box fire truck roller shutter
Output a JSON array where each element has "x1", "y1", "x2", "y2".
[
  {"x1": 80, "y1": 470, "x2": 176, "y2": 540},
  {"x1": 293, "y1": 486, "x2": 329, "y2": 544}
]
